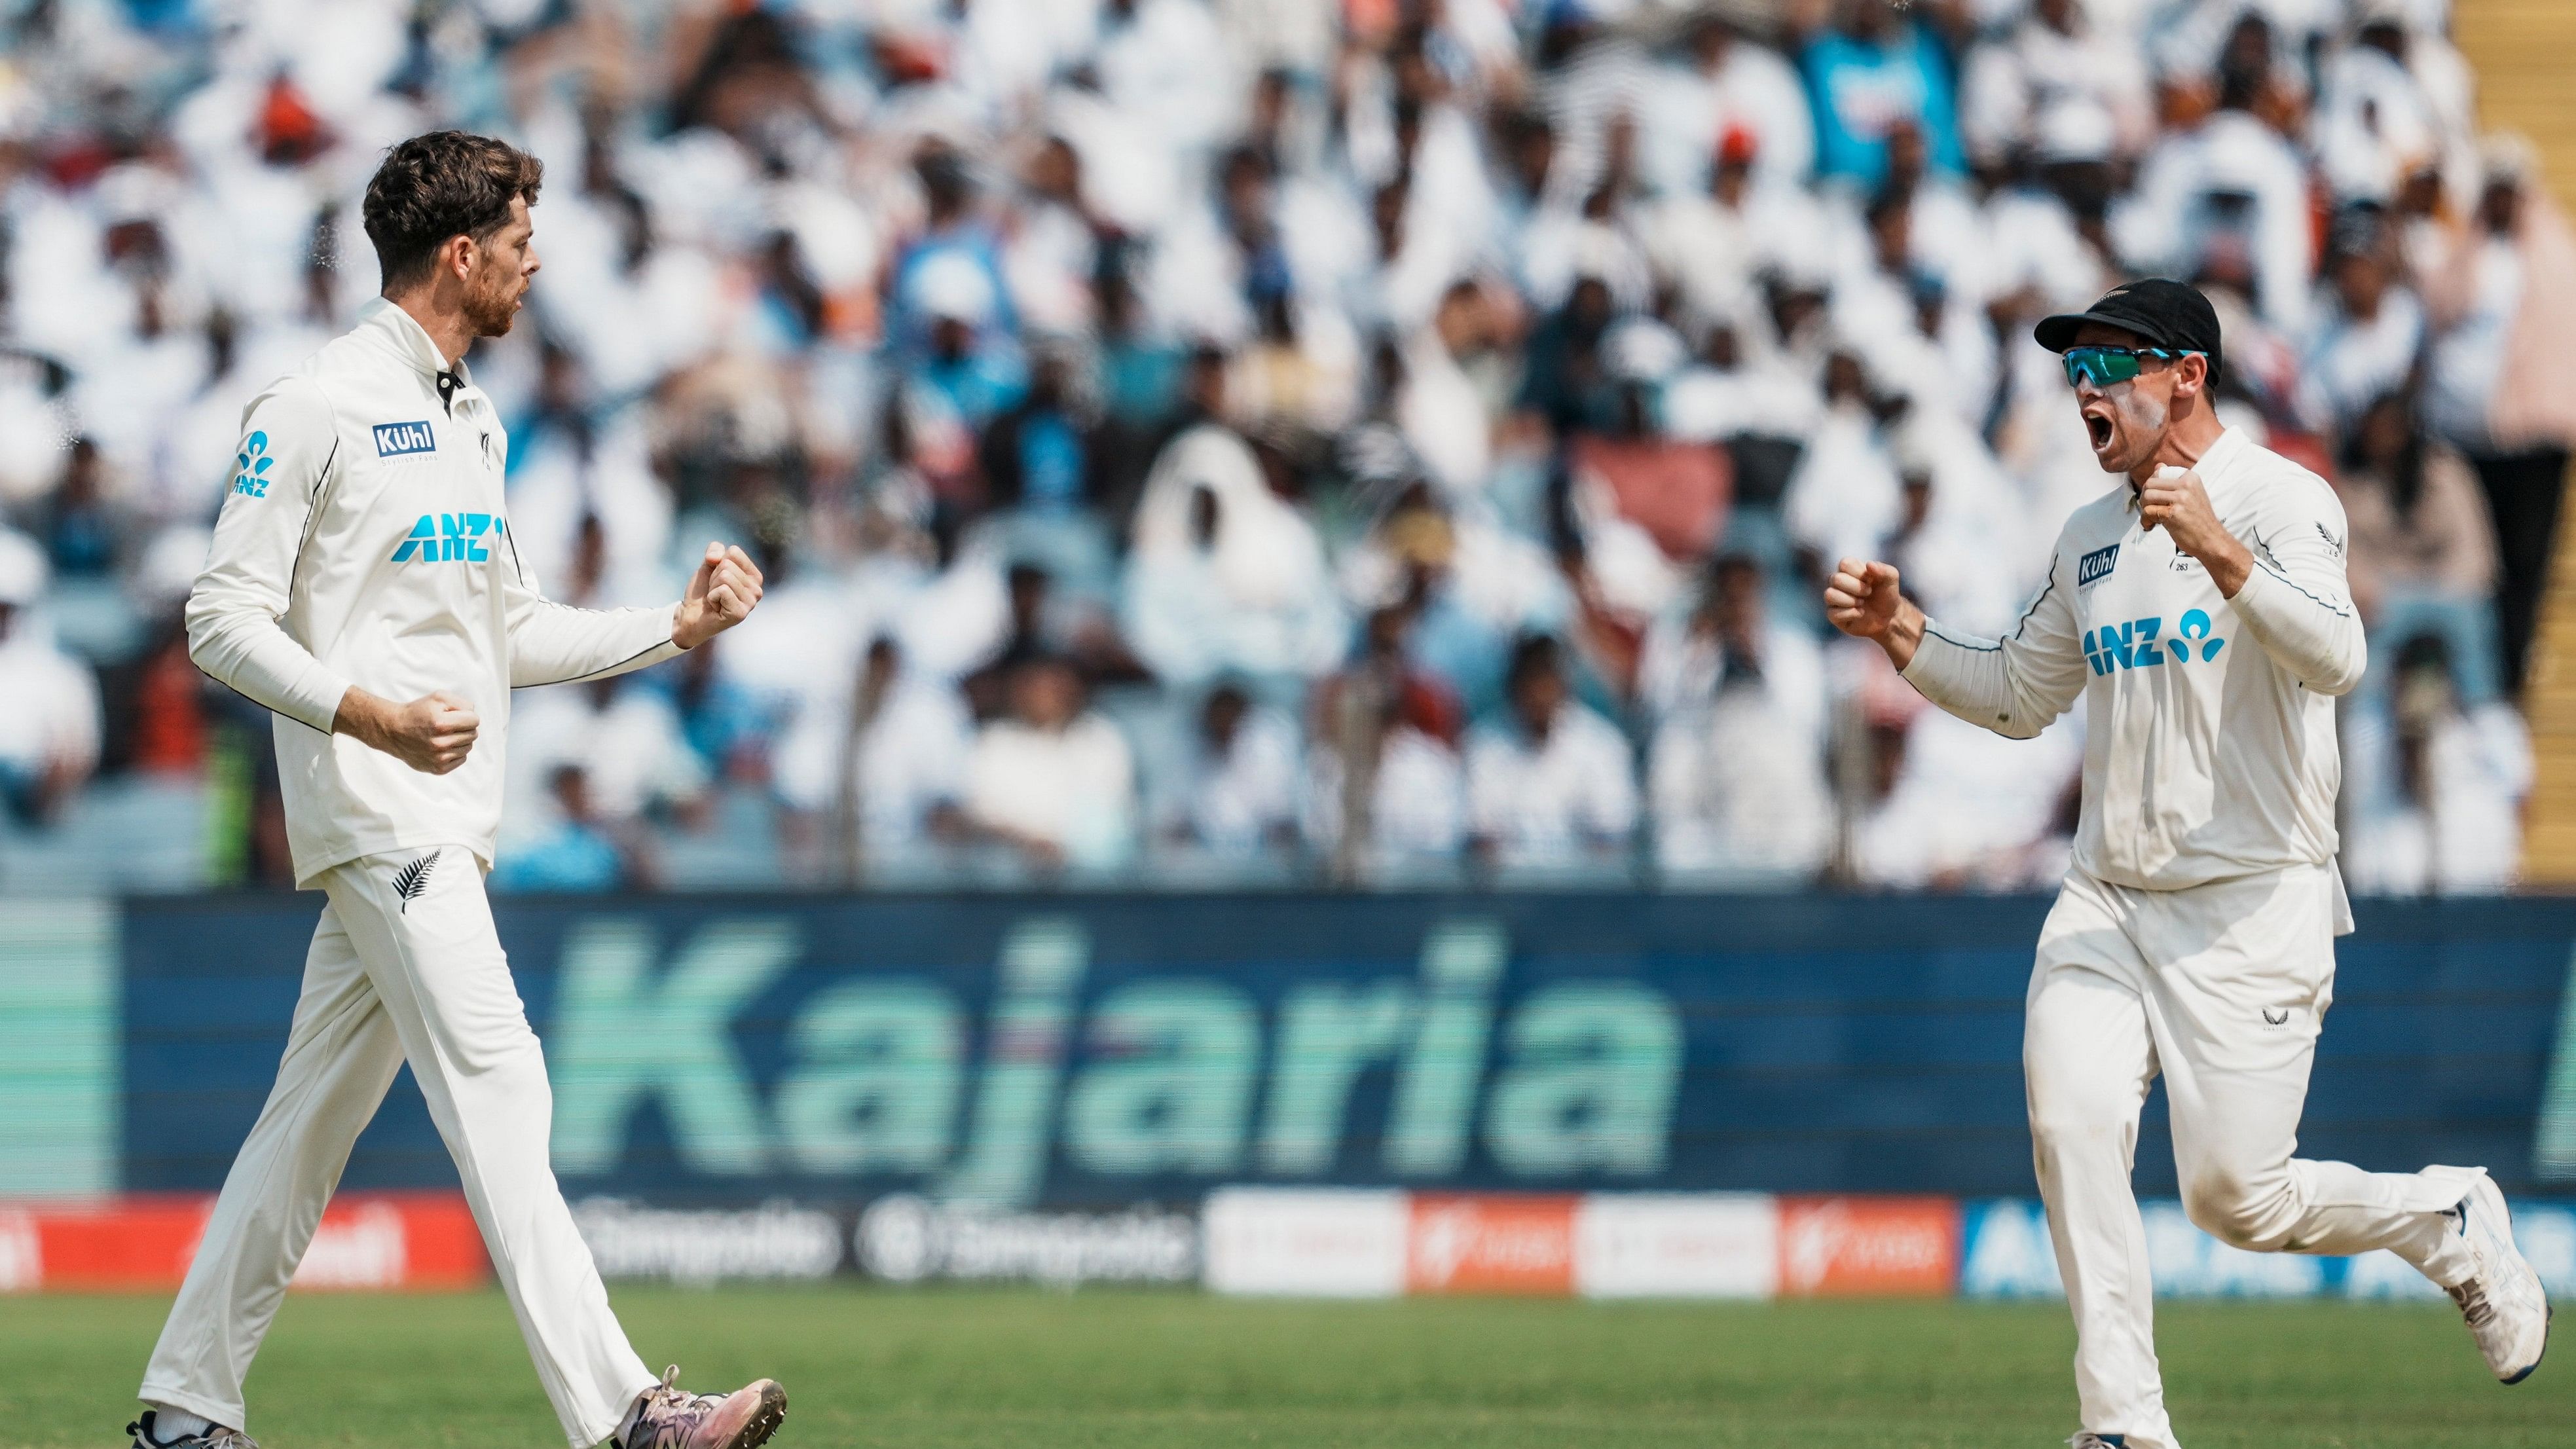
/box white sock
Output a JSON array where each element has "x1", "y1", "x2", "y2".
[
  {"x1": 146, "y1": 1407, "x2": 214, "y2": 1442},
  {"x1": 2421, "y1": 1205, "x2": 2478, "y2": 1289},
  {"x1": 2383, "y1": 1200, "x2": 2478, "y2": 1289}
]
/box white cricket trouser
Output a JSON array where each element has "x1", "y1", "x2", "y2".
[
  {"x1": 2025, "y1": 864, "x2": 2481, "y2": 1449},
  {"x1": 139, "y1": 847, "x2": 657, "y2": 1447}
]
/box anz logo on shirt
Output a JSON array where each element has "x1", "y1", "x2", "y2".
[
  {"x1": 390, "y1": 513, "x2": 504, "y2": 564},
  {"x1": 2084, "y1": 608, "x2": 2228, "y2": 676}
]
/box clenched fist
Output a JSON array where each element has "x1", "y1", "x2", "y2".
[
  {"x1": 2137, "y1": 466, "x2": 2252, "y2": 596},
  {"x1": 1825, "y1": 557, "x2": 1927, "y2": 669},
  {"x1": 337, "y1": 688, "x2": 480, "y2": 774},
  {"x1": 674, "y1": 541, "x2": 766, "y2": 650}
]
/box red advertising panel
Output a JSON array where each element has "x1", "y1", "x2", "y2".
[
  {"x1": 1405, "y1": 1194, "x2": 1578, "y2": 1296},
  {"x1": 1776, "y1": 1196, "x2": 1960, "y2": 1298},
  {"x1": 2, "y1": 1194, "x2": 487, "y2": 1292}
]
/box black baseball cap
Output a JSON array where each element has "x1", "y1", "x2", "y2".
[{"x1": 2034, "y1": 278, "x2": 2223, "y2": 380}]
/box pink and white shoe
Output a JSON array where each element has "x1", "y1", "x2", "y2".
[{"x1": 619, "y1": 1365, "x2": 787, "y2": 1449}]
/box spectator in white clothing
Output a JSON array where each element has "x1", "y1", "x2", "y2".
[
  {"x1": 1647, "y1": 559, "x2": 1835, "y2": 882},
  {"x1": 2343, "y1": 636, "x2": 2528, "y2": 894},
  {"x1": 0, "y1": 532, "x2": 100, "y2": 826},
  {"x1": 965, "y1": 656, "x2": 1138, "y2": 871},
  {"x1": 1158, "y1": 681, "x2": 1300, "y2": 858},
  {"x1": 1636, "y1": 553, "x2": 1827, "y2": 747},
  {"x1": 1643, "y1": 15, "x2": 1816, "y2": 200},
  {"x1": 1464, "y1": 634, "x2": 1638, "y2": 871},
  {"x1": 2114, "y1": 28, "x2": 2316, "y2": 332},
  {"x1": 2297, "y1": 209, "x2": 2425, "y2": 436},
  {"x1": 1304, "y1": 604, "x2": 1469, "y2": 881},
  {"x1": 1849, "y1": 674, "x2": 2083, "y2": 892},
  {"x1": 1124, "y1": 479, "x2": 1346, "y2": 689},
  {"x1": 772, "y1": 637, "x2": 974, "y2": 883},
  {"x1": 507, "y1": 673, "x2": 710, "y2": 837},
  {"x1": 1957, "y1": 0, "x2": 2154, "y2": 172}
]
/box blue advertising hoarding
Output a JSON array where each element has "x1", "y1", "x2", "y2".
[{"x1": 116, "y1": 892, "x2": 2576, "y2": 1207}]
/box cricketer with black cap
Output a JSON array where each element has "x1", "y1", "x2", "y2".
[{"x1": 1825, "y1": 278, "x2": 2549, "y2": 1448}]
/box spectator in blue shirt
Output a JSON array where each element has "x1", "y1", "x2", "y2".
[
  {"x1": 886, "y1": 146, "x2": 1015, "y2": 353},
  {"x1": 492, "y1": 765, "x2": 629, "y2": 893},
  {"x1": 1800, "y1": 1, "x2": 1966, "y2": 189}
]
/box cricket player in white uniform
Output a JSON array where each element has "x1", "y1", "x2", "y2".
[
  {"x1": 1826, "y1": 279, "x2": 2549, "y2": 1448},
  {"x1": 128, "y1": 134, "x2": 785, "y2": 1449}
]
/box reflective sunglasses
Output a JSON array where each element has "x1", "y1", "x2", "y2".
[{"x1": 2060, "y1": 344, "x2": 2201, "y2": 389}]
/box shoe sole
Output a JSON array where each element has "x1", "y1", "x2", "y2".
[
  {"x1": 724, "y1": 1380, "x2": 786, "y2": 1448},
  {"x1": 2503, "y1": 1304, "x2": 2550, "y2": 1386}
]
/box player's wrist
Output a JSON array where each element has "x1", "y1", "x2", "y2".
[
  {"x1": 333, "y1": 687, "x2": 390, "y2": 748},
  {"x1": 2201, "y1": 536, "x2": 2254, "y2": 597},
  {"x1": 1882, "y1": 598, "x2": 1926, "y2": 670}
]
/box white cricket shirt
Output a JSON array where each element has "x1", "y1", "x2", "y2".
[
  {"x1": 187, "y1": 299, "x2": 684, "y2": 885},
  {"x1": 1902, "y1": 426, "x2": 2363, "y2": 895}
]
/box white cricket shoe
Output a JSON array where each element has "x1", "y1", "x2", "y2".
[
  {"x1": 2444, "y1": 1175, "x2": 2550, "y2": 1384},
  {"x1": 127, "y1": 1412, "x2": 257, "y2": 1448}
]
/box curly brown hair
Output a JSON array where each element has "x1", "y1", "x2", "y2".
[{"x1": 361, "y1": 131, "x2": 543, "y2": 289}]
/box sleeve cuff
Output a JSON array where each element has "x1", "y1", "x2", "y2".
[
  {"x1": 279, "y1": 660, "x2": 354, "y2": 735},
  {"x1": 593, "y1": 604, "x2": 686, "y2": 678},
  {"x1": 1898, "y1": 623, "x2": 1947, "y2": 685},
  {"x1": 2227, "y1": 559, "x2": 2272, "y2": 611},
  {"x1": 644, "y1": 601, "x2": 687, "y2": 667}
]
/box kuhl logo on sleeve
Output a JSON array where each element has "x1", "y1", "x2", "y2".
[
  {"x1": 373, "y1": 420, "x2": 437, "y2": 458},
  {"x1": 2077, "y1": 543, "x2": 2120, "y2": 587}
]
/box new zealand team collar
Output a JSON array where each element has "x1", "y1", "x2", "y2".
[
  {"x1": 353, "y1": 297, "x2": 475, "y2": 397},
  {"x1": 2190, "y1": 426, "x2": 2253, "y2": 509}
]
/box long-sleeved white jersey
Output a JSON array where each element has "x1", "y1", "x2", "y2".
[
  {"x1": 187, "y1": 299, "x2": 684, "y2": 885},
  {"x1": 1902, "y1": 426, "x2": 2363, "y2": 894}
]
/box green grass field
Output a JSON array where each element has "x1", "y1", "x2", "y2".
[{"x1": 3, "y1": 1289, "x2": 2567, "y2": 1448}]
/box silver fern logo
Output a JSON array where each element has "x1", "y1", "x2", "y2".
[{"x1": 392, "y1": 850, "x2": 440, "y2": 912}]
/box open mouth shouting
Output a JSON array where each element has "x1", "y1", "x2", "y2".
[{"x1": 2082, "y1": 399, "x2": 2117, "y2": 455}]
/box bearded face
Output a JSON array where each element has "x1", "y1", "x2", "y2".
[
  {"x1": 462, "y1": 257, "x2": 519, "y2": 337},
  {"x1": 462, "y1": 194, "x2": 538, "y2": 339}
]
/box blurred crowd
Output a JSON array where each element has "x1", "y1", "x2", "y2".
[{"x1": 0, "y1": 0, "x2": 2567, "y2": 894}]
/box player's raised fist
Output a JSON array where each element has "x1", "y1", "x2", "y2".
[
  {"x1": 337, "y1": 688, "x2": 480, "y2": 774},
  {"x1": 2137, "y1": 466, "x2": 2210, "y2": 537},
  {"x1": 675, "y1": 541, "x2": 767, "y2": 649},
  {"x1": 1824, "y1": 558, "x2": 1904, "y2": 638},
  {"x1": 2137, "y1": 465, "x2": 2254, "y2": 595},
  {"x1": 1824, "y1": 558, "x2": 1928, "y2": 669}
]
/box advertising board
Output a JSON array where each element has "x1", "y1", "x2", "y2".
[{"x1": 101, "y1": 892, "x2": 2576, "y2": 1212}]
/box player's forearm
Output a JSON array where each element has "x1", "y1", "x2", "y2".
[
  {"x1": 1875, "y1": 596, "x2": 1928, "y2": 672},
  {"x1": 331, "y1": 686, "x2": 399, "y2": 751},
  {"x1": 2229, "y1": 560, "x2": 2366, "y2": 695},
  {"x1": 2196, "y1": 533, "x2": 2253, "y2": 598},
  {"x1": 184, "y1": 601, "x2": 352, "y2": 735},
  {"x1": 507, "y1": 600, "x2": 686, "y2": 687},
  {"x1": 1901, "y1": 625, "x2": 2052, "y2": 741}
]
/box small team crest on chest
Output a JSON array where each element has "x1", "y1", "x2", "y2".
[
  {"x1": 2077, "y1": 543, "x2": 2120, "y2": 587},
  {"x1": 373, "y1": 420, "x2": 436, "y2": 458}
]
